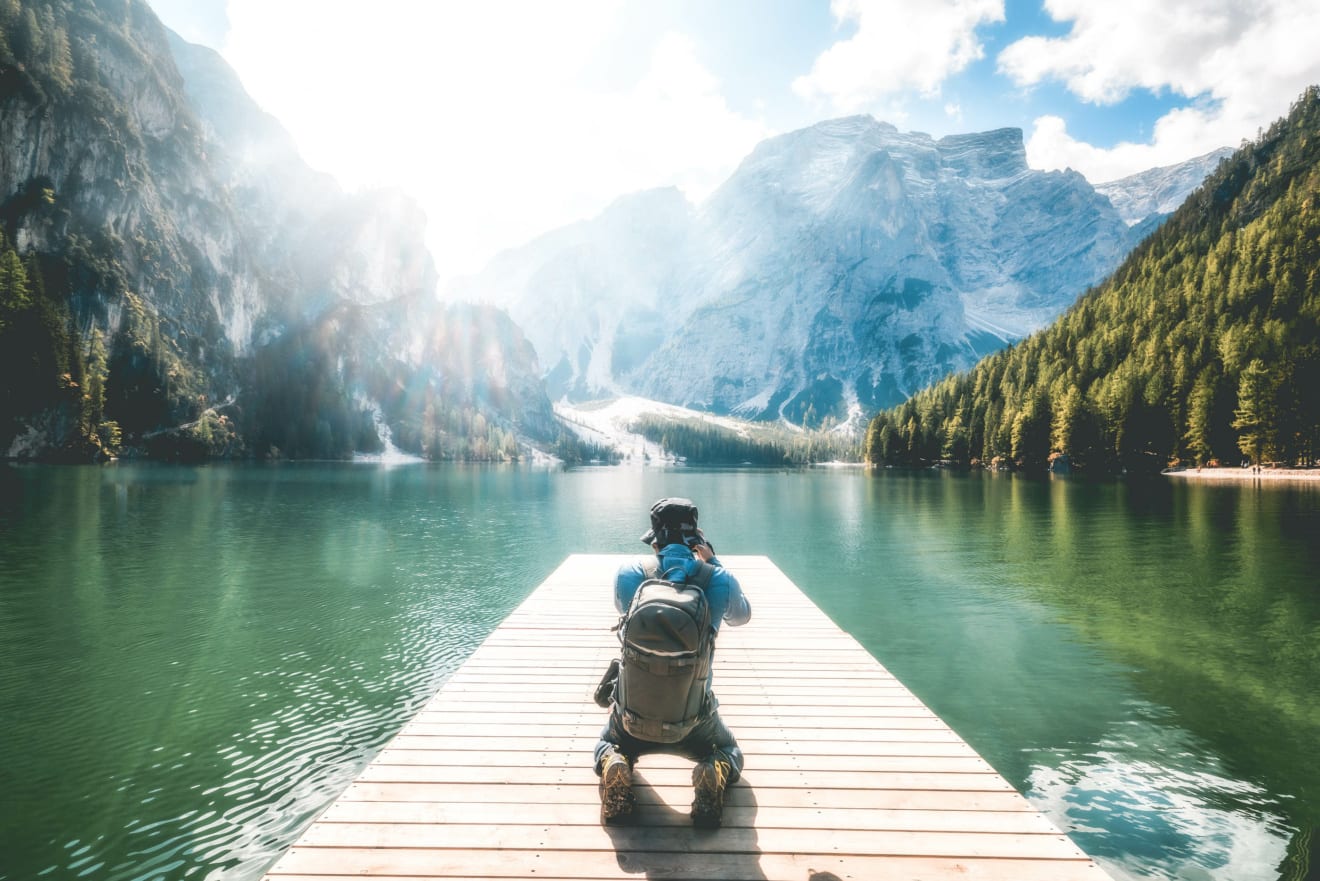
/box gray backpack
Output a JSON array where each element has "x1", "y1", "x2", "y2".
[{"x1": 614, "y1": 560, "x2": 717, "y2": 743}]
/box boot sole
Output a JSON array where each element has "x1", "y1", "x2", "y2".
[
  {"x1": 600, "y1": 763, "x2": 635, "y2": 826},
  {"x1": 691, "y1": 764, "x2": 724, "y2": 829}
]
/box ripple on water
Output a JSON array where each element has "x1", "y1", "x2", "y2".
[
  {"x1": 1024, "y1": 712, "x2": 1293, "y2": 881},
  {"x1": 6, "y1": 554, "x2": 523, "y2": 881}
]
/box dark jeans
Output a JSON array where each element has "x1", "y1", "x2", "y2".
[{"x1": 593, "y1": 705, "x2": 744, "y2": 783}]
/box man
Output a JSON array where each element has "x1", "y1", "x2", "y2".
[{"x1": 593, "y1": 497, "x2": 752, "y2": 828}]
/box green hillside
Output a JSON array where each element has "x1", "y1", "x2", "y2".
[
  {"x1": 0, "y1": 0, "x2": 570, "y2": 462},
  {"x1": 866, "y1": 86, "x2": 1320, "y2": 473}
]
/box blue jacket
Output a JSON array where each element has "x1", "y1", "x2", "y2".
[{"x1": 614, "y1": 544, "x2": 751, "y2": 629}]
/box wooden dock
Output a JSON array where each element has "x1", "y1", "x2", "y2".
[{"x1": 263, "y1": 554, "x2": 1112, "y2": 880}]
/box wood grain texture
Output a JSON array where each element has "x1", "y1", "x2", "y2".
[{"x1": 262, "y1": 554, "x2": 1113, "y2": 881}]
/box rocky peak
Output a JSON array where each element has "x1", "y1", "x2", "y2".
[
  {"x1": 1095, "y1": 147, "x2": 1234, "y2": 225},
  {"x1": 453, "y1": 115, "x2": 1226, "y2": 428},
  {"x1": 936, "y1": 128, "x2": 1028, "y2": 180},
  {"x1": 0, "y1": 0, "x2": 555, "y2": 460}
]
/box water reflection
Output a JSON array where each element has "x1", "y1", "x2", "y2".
[
  {"x1": 850, "y1": 471, "x2": 1320, "y2": 881},
  {"x1": 3, "y1": 465, "x2": 1318, "y2": 881},
  {"x1": 1027, "y1": 709, "x2": 1289, "y2": 880},
  {"x1": 1, "y1": 464, "x2": 554, "y2": 881}
]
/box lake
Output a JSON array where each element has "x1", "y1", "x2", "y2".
[{"x1": 1, "y1": 463, "x2": 1317, "y2": 881}]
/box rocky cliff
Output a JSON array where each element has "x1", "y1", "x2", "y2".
[
  {"x1": 454, "y1": 117, "x2": 1222, "y2": 426},
  {"x1": 1095, "y1": 147, "x2": 1235, "y2": 226},
  {"x1": 0, "y1": 0, "x2": 555, "y2": 460}
]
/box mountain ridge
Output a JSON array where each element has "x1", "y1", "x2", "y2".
[
  {"x1": 1095, "y1": 147, "x2": 1235, "y2": 226},
  {"x1": 0, "y1": 0, "x2": 559, "y2": 461},
  {"x1": 864, "y1": 86, "x2": 1320, "y2": 473},
  {"x1": 453, "y1": 115, "x2": 1219, "y2": 427}
]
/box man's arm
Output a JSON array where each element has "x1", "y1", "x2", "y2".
[
  {"x1": 721, "y1": 572, "x2": 751, "y2": 627},
  {"x1": 693, "y1": 540, "x2": 749, "y2": 627},
  {"x1": 614, "y1": 561, "x2": 646, "y2": 613}
]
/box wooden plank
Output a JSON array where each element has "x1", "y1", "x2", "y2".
[
  {"x1": 355, "y1": 765, "x2": 1017, "y2": 791},
  {"x1": 382, "y1": 739, "x2": 982, "y2": 760},
  {"x1": 440, "y1": 680, "x2": 906, "y2": 692},
  {"x1": 403, "y1": 710, "x2": 956, "y2": 730},
  {"x1": 401, "y1": 721, "x2": 969, "y2": 743},
  {"x1": 319, "y1": 800, "x2": 1062, "y2": 833},
  {"x1": 418, "y1": 697, "x2": 939, "y2": 714},
  {"x1": 339, "y1": 781, "x2": 1041, "y2": 812},
  {"x1": 269, "y1": 849, "x2": 1103, "y2": 881},
  {"x1": 294, "y1": 821, "x2": 1088, "y2": 860},
  {"x1": 262, "y1": 554, "x2": 1114, "y2": 881},
  {"x1": 421, "y1": 692, "x2": 932, "y2": 708},
  {"x1": 370, "y1": 748, "x2": 995, "y2": 774}
]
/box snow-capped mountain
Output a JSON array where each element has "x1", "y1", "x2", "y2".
[
  {"x1": 451, "y1": 117, "x2": 1225, "y2": 427},
  {"x1": 465, "y1": 186, "x2": 698, "y2": 400},
  {"x1": 1095, "y1": 147, "x2": 1234, "y2": 226}
]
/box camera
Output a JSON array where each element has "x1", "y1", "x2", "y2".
[
  {"x1": 593, "y1": 658, "x2": 619, "y2": 708},
  {"x1": 684, "y1": 532, "x2": 713, "y2": 553}
]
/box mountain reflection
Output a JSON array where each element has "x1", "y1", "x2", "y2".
[{"x1": 806, "y1": 471, "x2": 1320, "y2": 881}]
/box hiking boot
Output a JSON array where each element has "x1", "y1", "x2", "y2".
[
  {"x1": 691, "y1": 757, "x2": 730, "y2": 828},
  {"x1": 599, "y1": 752, "x2": 635, "y2": 825}
]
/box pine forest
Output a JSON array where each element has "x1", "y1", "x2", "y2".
[{"x1": 865, "y1": 87, "x2": 1320, "y2": 474}]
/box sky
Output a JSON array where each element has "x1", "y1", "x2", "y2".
[{"x1": 147, "y1": 0, "x2": 1320, "y2": 283}]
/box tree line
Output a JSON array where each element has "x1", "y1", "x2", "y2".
[
  {"x1": 0, "y1": 232, "x2": 126, "y2": 458},
  {"x1": 632, "y1": 414, "x2": 860, "y2": 466},
  {"x1": 0, "y1": 228, "x2": 588, "y2": 463},
  {"x1": 866, "y1": 86, "x2": 1320, "y2": 473}
]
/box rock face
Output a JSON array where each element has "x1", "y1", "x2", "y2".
[
  {"x1": 167, "y1": 34, "x2": 438, "y2": 317},
  {"x1": 0, "y1": 2, "x2": 260, "y2": 355},
  {"x1": 1095, "y1": 148, "x2": 1234, "y2": 226},
  {"x1": 454, "y1": 117, "x2": 1221, "y2": 425},
  {"x1": 464, "y1": 186, "x2": 698, "y2": 402},
  {"x1": 0, "y1": 0, "x2": 553, "y2": 458}
]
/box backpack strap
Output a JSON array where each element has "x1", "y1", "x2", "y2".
[
  {"x1": 650, "y1": 557, "x2": 715, "y2": 589},
  {"x1": 688, "y1": 561, "x2": 716, "y2": 591},
  {"x1": 613, "y1": 558, "x2": 663, "y2": 635},
  {"x1": 615, "y1": 557, "x2": 714, "y2": 635}
]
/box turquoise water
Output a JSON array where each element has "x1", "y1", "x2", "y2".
[{"x1": 1, "y1": 463, "x2": 1317, "y2": 880}]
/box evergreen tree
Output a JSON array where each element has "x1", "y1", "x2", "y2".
[
  {"x1": 1233, "y1": 359, "x2": 1280, "y2": 464},
  {"x1": 864, "y1": 86, "x2": 1320, "y2": 473},
  {"x1": 1184, "y1": 368, "x2": 1219, "y2": 464},
  {"x1": 0, "y1": 247, "x2": 32, "y2": 324},
  {"x1": 86, "y1": 329, "x2": 108, "y2": 431}
]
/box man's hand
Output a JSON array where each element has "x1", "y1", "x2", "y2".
[{"x1": 693, "y1": 541, "x2": 714, "y2": 563}]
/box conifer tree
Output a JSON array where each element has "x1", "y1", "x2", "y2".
[
  {"x1": 86, "y1": 329, "x2": 109, "y2": 431},
  {"x1": 864, "y1": 87, "x2": 1320, "y2": 473},
  {"x1": 1233, "y1": 359, "x2": 1279, "y2": 464}
]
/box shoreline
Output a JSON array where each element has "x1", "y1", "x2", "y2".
[{"x1": 1163, "y1": 466, "x2": 1320, "y2": 483}]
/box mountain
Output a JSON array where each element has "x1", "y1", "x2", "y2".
[
  {"x1": 467, "y1": 186, "x2": 698, "y2": 401},
  {"x1": 864, "y1": 87, "x2": 1320, "y2": 473},
  {"x1": 0, "y1": 0, "x2": 556, "y2": 461},
  {"x1": 1095, "y1": 147, "x2": 1234, "y2": 226},
  {"x1": 452, "y1": 117, "x2": 1220, "y2": 427}
]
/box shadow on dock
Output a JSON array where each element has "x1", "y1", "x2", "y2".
[{"x1": 603, "y1": 772, "x2": 768, "y2": 880}]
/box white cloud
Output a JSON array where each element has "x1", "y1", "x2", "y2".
[
  {"x1": 793, "y1": 0, "x2": 1005, "y2": 111},
  {"x1": 1001, "y1": 0, "x2": 1320, "y2": 180},
  {"x1": 219, "y1": 1, "x2": 765, "y2": 280},
  {"x1": 601, "y1": 34, "x2": 771, "y2": 202}
]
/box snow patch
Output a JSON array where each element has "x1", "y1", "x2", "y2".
[{"x1": 555, "y1": 396, "x2": 753, "y2": 465}]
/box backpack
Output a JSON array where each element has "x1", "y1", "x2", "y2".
[{"x1": 613, "y1": 559, "x2": 717, "y2": 744}]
